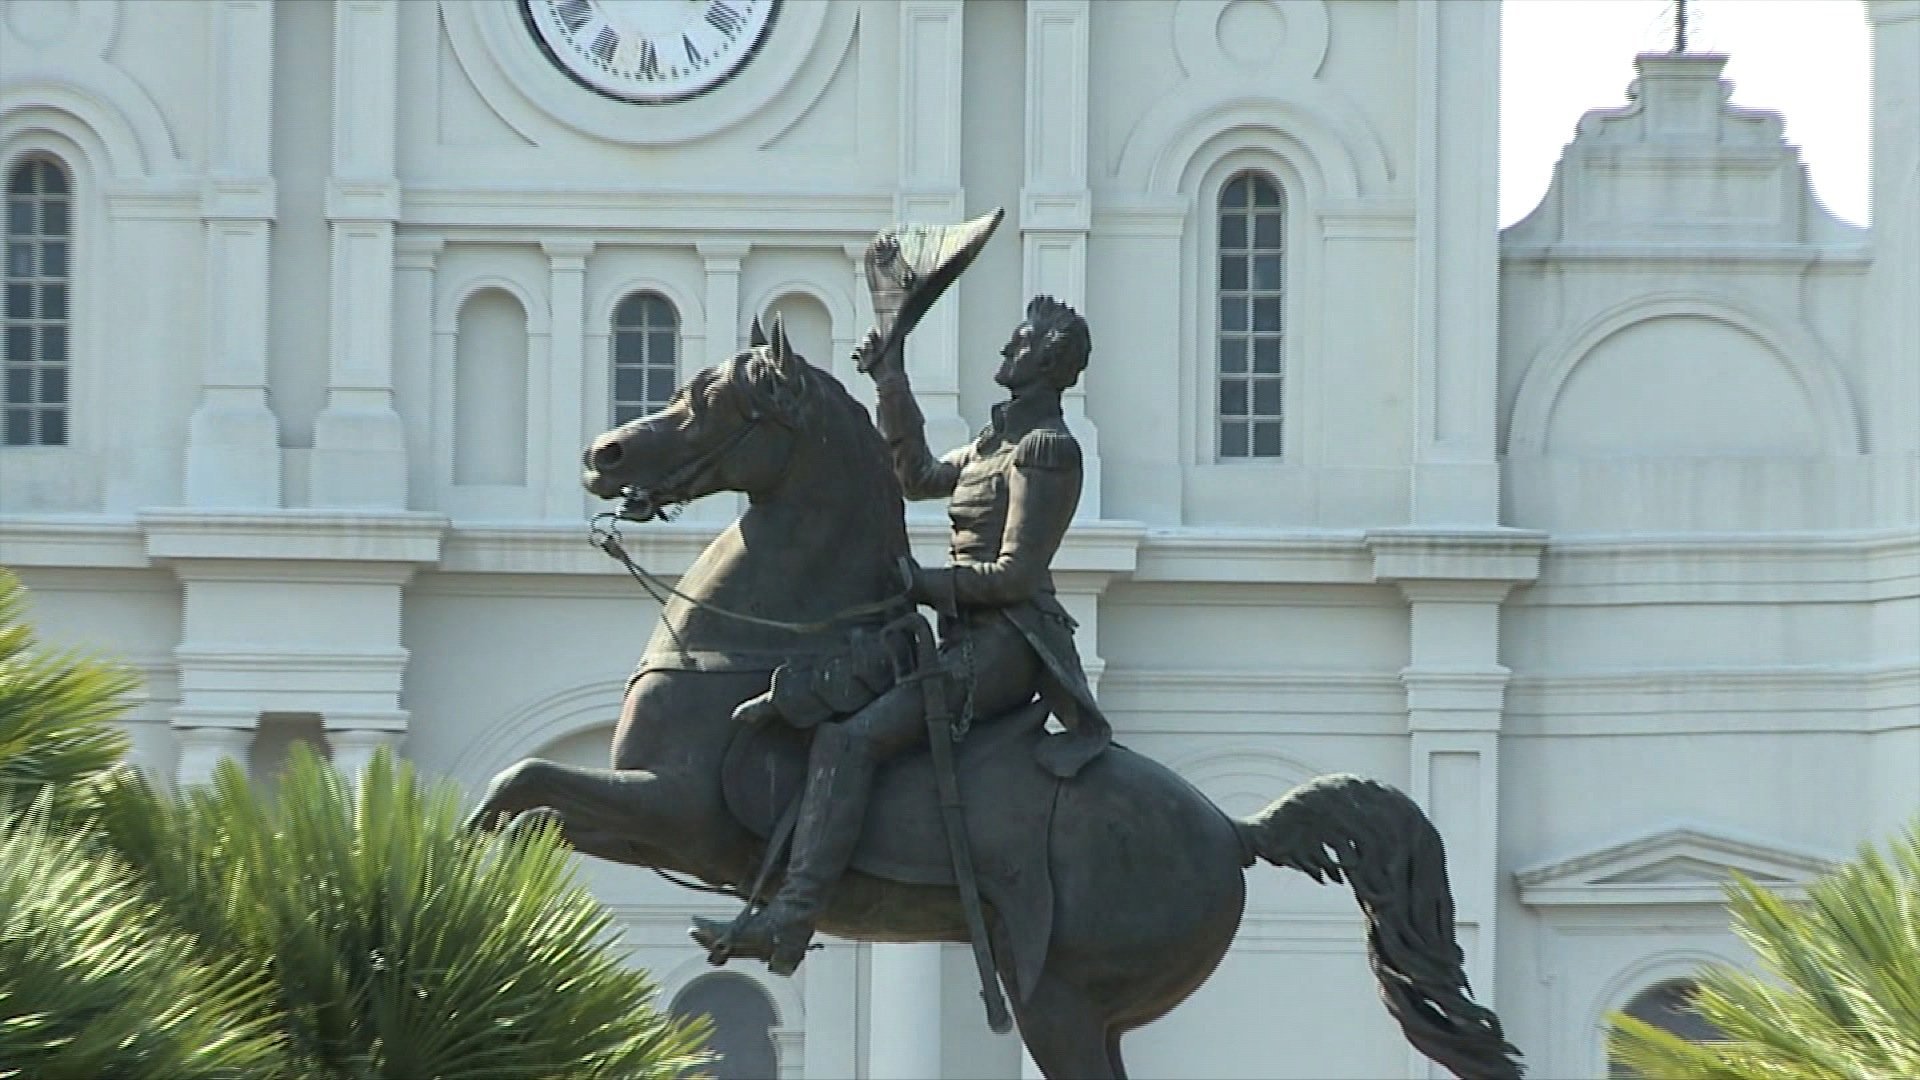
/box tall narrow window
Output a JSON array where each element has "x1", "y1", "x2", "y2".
[
  {"x1": 611, "y1": 291, "x2": 679, "y2": 426},
  {"x1": 1216, "y1": 171, "x2": 1283, "y2": 459},
  {"x1": 4, "y1": 157, "x2": 70, "y2": 447}
]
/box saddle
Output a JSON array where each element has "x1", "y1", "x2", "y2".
[{"x1": 720, "y1": 700, "x2": 1060, "y2": 1003}]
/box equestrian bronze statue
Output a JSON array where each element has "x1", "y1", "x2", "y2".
[{"x1": 468, "y1": 210, "x2": 1523, "y2": 1079}]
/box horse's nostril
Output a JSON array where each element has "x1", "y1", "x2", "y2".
[{"x1": 591, "y1": 440, "x2": 623, "y2": 469}]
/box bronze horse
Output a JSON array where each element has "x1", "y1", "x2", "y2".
[{"x1": 467, "y1": 327, "x2": 1522, "y2": 1079}]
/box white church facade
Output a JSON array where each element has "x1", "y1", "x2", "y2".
[{"x1": 2, "y1": 1, "x2": 1916, "y2": 1076}]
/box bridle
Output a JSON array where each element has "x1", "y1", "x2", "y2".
[{"x1": 589, "y1": 402, "x2": 911, "y2": 636}]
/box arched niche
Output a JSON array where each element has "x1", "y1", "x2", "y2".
[
  {"x1": 452, "y1": 288, "x2": 529, "y2": 486},
  {"x1": 1508, "y1": 294, "x2": 1863, "y2": 457}
]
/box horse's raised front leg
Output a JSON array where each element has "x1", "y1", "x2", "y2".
[{"x1": 466, "y1": 758, "x2": 741, "y2": 883}]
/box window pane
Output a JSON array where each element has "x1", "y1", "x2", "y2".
[
  {"x1": 645, "y1": 295, "x2": 676, "y2": 325},
  {"x1": 613, "y1": 294, "x2": 646, "y2": 327},
  {"x1": 614, "y1": 367, "x2": 646, "y2": 402},
  {"x1": 4, "y1": 408, "x2": 30, "y2": 445},
  {"x1": 614, "y1": 403, "x2": 643, "y2": 426},
  {"x1": 1252, "y1": 298, "x2": 1282, "y2": 333},
  {"x1": 4, "y1": 326, "x2": 28, "y2": 360},
  {"x1": 41, "y1": 325, "x2": 64, "y2": 362},
  {"x1": 1220, "y1": 379, "x2": 1248, "y2": 417},
  {"x1": 1252, "y1": 420, "x2": 1282, "y2": 456},
  {"x1": 1218, "y1": 338, "x2": 1246, "y2": 374},
  {"x1": 1253, "y1": 337, "x2": 1282, "y2": 374},
  {"x1": 613, "y1": 333, "x2": 643, "y2": 366},
  {"x1": 40, "y1": 166, "x2": 67, "y2": 195},
  {"x1": 1219, "y1": 255, "x2": 1246, "y2": 291},
  {"x1": 1222, "y1": 175, "x2": 1249, "y2": 207},
  {"x1": 645, "y1": 368, "x2": 675, "y2": 405},
  {"x1": 1219, "y1": 420, "x2": 1248, "y2": 458},
  {"x1": 4, "y1": 369, "x2": 29, "y2": 404},
  {"x1": 40, "y1": 366, "x2": 64, "y2": 405},
  {"x1": 5, "y1": 283, "x2": 28, "y2": 318},
  {"x1": 1251, "y1": 178, "x2": 1281, "y2": 207},
  {"x1": 1254, "y1": 212, "x2": 1283, "y2": 248},
  {"x1": 1253, "y1": 378, "x2": 1282, "y2": 415},
  {"x1": 6, "y1": 201, "x2": 30, "y2": 234},
  {"x1": 40, "y1": 200, "x2": 67, "y2": 236},
  {"x1": 1219, "y1": 297, "x2": 1246, "y2": 332},
  {"x1": 6, "y1": 169, "x2": 31, "y2": 195},
  {"x1": 1252, "y1": 254, "x2": 1283, "y2": 291},
  {"x1": 6, "y1": 242, "x2": 30, "y2": 276},
  {"x1": 38, "y1": 409, "x2": 63, "y2": 445},
  {"x1": 648, "y1": 331, "x2": 676, "y2": 363},
  {"x1": 41, "y1": 241, "x2": 65, "y2": 277},
  {"x1": 40, "y1": 282, "x2": 65, "y2": 320},
  {"x1": 1218, "y1": 214, "x2": 1246, "y2": 250}
]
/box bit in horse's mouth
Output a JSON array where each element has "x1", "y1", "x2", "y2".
[{"x1": 616, "y1": 487, "x2": 683, "y2": 523}]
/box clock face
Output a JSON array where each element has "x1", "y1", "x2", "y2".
[{"x1": 521, "y1": 0, "x2": 779, "y2": 104}]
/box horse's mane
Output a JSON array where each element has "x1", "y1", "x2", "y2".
[{"x1": 727, "y1": 347, "x2": 909, "y2": 557}]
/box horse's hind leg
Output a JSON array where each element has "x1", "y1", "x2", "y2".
[{"x1": 1015, "y1": 972, "x2": 1120, "y2": 1080}]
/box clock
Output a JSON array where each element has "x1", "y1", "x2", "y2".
[{"x1": 521, "y1": 0, "x2": 779, "y2": 104}]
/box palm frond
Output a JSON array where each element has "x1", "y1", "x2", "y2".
[
  {"x1": 0, "y1": 797, "x2": 290, "y2": 1079},
  {"x1": 1610, "y1": 822, "x2": 1920, "y2": 1078},
  {"x1": 97, "y1": 744, "x2": 711, "y2": 1080},
  {"x1": 0, "y1": 569, "x2": 137, "y2": 806}
]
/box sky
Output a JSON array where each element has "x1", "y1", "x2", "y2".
[{"x1": 1500, "y1": 0, "x2": 1873, "y2": 228}]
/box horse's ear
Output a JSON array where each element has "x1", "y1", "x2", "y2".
[
  {"x1": 769, "y1": 313, "x2": 795, "y2": 368},
  {"x1": 749, "y1": 316, "x2": 769, "y2": 349}
]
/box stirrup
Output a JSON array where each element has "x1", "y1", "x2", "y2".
[{"x1": 689, "y1": 908, "x2": 814, "y2": 976}]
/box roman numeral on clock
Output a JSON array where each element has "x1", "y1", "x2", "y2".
[
  {"x1": 590, "y1": 26, "x2": 617, "y2": 63},
  {"x1": 684, "y1": 33, "x2": 705, "y2": 65},
  {"x1": 555, "y1": 0, "x2": 591, "y2": 32},
  {"x1": 706, "y1": 1, "x2": 748, "y2": 38}
]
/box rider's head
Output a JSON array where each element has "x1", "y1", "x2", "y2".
[{"x1": 1024, "y1": 295, "x2": 1090, "y2": 391}]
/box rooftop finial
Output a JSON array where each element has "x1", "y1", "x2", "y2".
[{"x1": 1672, "y1": 0, "x2": 1690, "y2": 53}]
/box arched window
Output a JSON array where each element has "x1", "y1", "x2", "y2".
[
  {"x1": 1215, "y1": 170, "x2": 1283, "y2": 459},
  {"x1": 4, "y1": 157, "x2": 71, "y2": 447},
  {"x1": 669, "y1": 972, "x2": 778, "y2": 1080},
  {"x1": 1609, "y1": 979, "x2": 1725, "y2": 1077},
  {"x1": 610, "y1": 291, "x2": 679, "y2": 426}
]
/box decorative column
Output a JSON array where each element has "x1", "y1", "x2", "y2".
[
  {"x1": 868, "y1": 943, "x2": 944, "y2": 1079},
  {"x1": 185, "y1": 0, "x2": 281, "y2": 508},
  {"x1": 1368, "y1": 529, "x2": 1543, "y2": 1079},
  {"x1": 894, "y1": 0, "x2": 971, "y2": 464},
  {"x1": 311, "y1": 0, "x2": 407, "y2": 508},
  {"x1": 392, "y1": 235, "x2": 443, "y2": 504},
  {"x1": 1021, "y1": 0, "x2": 1100, "y2": 519},
  {"x1": 543, "y1": 238, "x2": 594, "y2": 520},
  {"x1": 325, "y1": 722, "x2": 405, "y2": 784},
  {"x1": 172, "y1": 715, "x2": 257, "y2": 788},
  {"x1": 842, "y1": 242, "x2": 880, "y2": 412},
  {"x1": 1409, "y1": 0, "x2": 1500, "y2": 525},
  {"x1": 691, "y1": 241, "x2": 749, "y2": 523}
]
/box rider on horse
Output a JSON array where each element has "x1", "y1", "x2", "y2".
[{"x1": 691, "y1": 294, "x2": 1113, "y2": 976}]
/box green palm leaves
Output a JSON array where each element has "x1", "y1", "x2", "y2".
[
  {"x1": 1610, "y1": 825, "x2": 1920, "y2": 1079},
  {"x1": 0, "y1": 570, "x2": 710, "y2": 1079}
]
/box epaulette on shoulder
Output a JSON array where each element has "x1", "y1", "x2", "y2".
[{"x1": 1014, "y1": 427, "x2": 1081, "y2": 470}]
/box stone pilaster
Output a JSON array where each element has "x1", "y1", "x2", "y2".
[
  {"x1": 393, "y1": 236, "x2": 443, "y2": 505},
  {"x1": 1021, "y1": 0, "x2": 1100, "y2": 519},
  {"x1": 324, "y1": 720, "x2": 405, "y2": 784},
  {"x1": 543, "y1": 239, "x2": 593, "y2": 519},
  {"x1": 867, "y1": 942, "x2": 944, "y2": 1079},
  {"x1": 1410, "y1": 0, "x2": 1500, "y2": 525},
  {"x1": 171, "y1": 717, "x2": 255, "y2": 788},
  {"x1": 185, "y1": 0, "x2": 281, "y2": 508},
  {"x1": 894, "y1": 0, "x2": 971, "y2": 467},
  {"x1": 310, "y1": 0, "x2": 406, "y2": 508},
  {"x1": 1369, "y1": 528, "x2": 1543, "y2": 1078}
]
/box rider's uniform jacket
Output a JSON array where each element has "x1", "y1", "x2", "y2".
[{"x1": 875, "y1": 373, "x2": 1112, "y2": 773}]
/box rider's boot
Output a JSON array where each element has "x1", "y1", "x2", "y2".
[{"x1": 693, "y1": 723, "x2": 874, "y2": 975}]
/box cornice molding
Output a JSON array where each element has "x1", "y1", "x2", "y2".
[{"x1": 1517, "y1": 825, "x2": 1836, "y2": 908}]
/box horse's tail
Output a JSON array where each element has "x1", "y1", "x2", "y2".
[{"x1": 1236, "y1": 774, "x2": 1524, "y2": 1079}]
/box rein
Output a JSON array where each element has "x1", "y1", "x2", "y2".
[{"x1": 589, "y1": 513, "x2": 911, "y2": 635}]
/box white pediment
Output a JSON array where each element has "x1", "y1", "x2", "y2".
[{"x1": 1516, "y1": 825, "x2": 1835, "y2": 908}]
